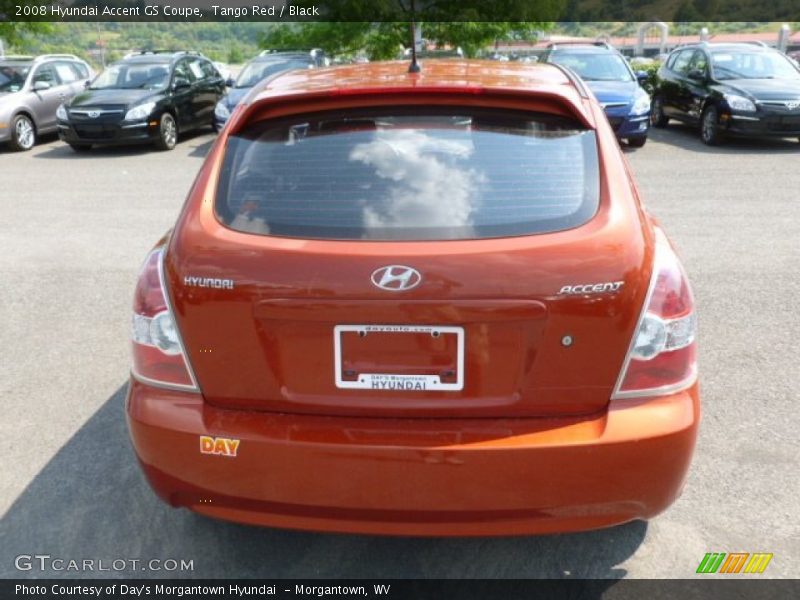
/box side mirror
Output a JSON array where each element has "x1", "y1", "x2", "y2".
[
  {"x1": 84, "y1": 80, "x2": 91, "y2": 89},
  {"x1": 687, "y1": 69, "x2": 706, "y2": 81},
  {"x1": 33, "y1": 80, "x2": 51, "y2": 91},
  {"x1": 225, "y1": 77, "x2": 235, "y2": 87},
  {"x1": 173, "y1": 77, "x2": 191, "y2": 90},
  {"x1": 635, "y1": 70, "x2": 648, "y2": 84}
]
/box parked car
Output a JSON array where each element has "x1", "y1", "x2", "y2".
[
  {"x1": 651, "y1": 42, "x2": 800, "y2": 145},
  {"x1": 0, "y1": 54, "x2": 94, "y2": 151},
  {"x1": 542, "y1": 42, "x2": 651, "y2": 147},
  {"x1": 56, "y1": 51, "x2": 224, "y2": 151},
  {"x1": 126, "y1": 59, "x2": 699, "y2": 536},
  {"x1": 213, "y1": 52, "x2": 316, "y2": 131}
]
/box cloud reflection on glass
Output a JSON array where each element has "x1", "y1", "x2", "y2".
[{"x1": 349, "y1": 131, "x2": 485, "y2": 240}]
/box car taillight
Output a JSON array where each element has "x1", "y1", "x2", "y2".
[
  {"x1": 613, "y1": 230, "x2": 697, "y2": 399},
  {"x1": 131, "y1": 247, "x2": 198, "y2": 391}
]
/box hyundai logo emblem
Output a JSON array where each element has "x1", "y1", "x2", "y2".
[
  {"x1": 87, "y1": 110, "x2": 100, "y2": 118},
  {"x1": 371, "y1": 265, "x2": 422, "y2": 292}
]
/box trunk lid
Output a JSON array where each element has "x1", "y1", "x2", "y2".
[{"x1": 167, "y1": 214, "x2": 649, "y2": 418}]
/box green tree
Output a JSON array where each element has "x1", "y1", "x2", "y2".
[
  {"x1": 262, "y1": 21, "x2": 554, "y2": 60},
  {"x1": 263, "y1": 0, "x2": 563, "y2": 58},
  {"x1": 0, "y1": 0, "x2": 53, "y2": 49},
  {"x1": 674, "y1": 1, "x2": 701, "y2": 22},
  {"x1": 261, "y1": 22, "x2": 374, "y2": 57},
  {"x1": 227, "y1": 46, "x2": 245, "y2": 64},
  {"x1": 424, "y1": 22, "x2": 544, "y2": 57}
]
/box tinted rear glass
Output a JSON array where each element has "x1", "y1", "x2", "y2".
[{"x1": 216, "y1": 107, "x2": 600, "y2": 241}]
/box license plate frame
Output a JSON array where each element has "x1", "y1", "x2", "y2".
[{"x1": 334, "y1": 324, "x2": 465, "y2": 391}]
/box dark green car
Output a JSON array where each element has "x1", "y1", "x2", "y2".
[
  {"x1": 57, "y1": 51, "x2": 224, "y2": 152},
  {"x1": 651, "y1": 42, "x2": 800, "y2": 145}
]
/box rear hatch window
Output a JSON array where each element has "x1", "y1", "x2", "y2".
[{"x1": 216, "y1": 107, "x2": 599, "y2": 241}]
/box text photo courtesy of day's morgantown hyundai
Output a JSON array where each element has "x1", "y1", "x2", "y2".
[{"x1": 1, "y1": 2, "x2": 799, "y2": 598}]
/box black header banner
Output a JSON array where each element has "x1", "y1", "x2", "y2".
[{"x1": 2, "y1": 0, "x2": 800, "y2": 23}]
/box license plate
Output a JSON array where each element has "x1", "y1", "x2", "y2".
[{"x1": 334, "y1": 325, "x2": 464, "y2": 391}]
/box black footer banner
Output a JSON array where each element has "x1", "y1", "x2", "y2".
[{"x1": 4, "y1": 579, "x2": 800, "y2": 600}]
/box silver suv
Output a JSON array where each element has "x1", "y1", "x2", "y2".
[{"x1": 0, "y1": 54, "x2": 94, "y2": 151}]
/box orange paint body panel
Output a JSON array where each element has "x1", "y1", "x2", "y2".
[{"x1": 126, "y1": 61, "x2": 700, "y2": 535}]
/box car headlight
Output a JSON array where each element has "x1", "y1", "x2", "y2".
[
  {"x1": 124, "y1": 101, "x2": 156, "y2": 121},
  {"x1": 725, "y1": 94, "x2": 756, "y2": 112},
  {"x1": 630, "y1": 90, "x2": 651, "y2": 116},
  {"x1": 56, "y1": 104, "x2": 68, "y2": 120},
  {"x1": 214, "y1": 101, "x2": 231, "y2": 120}
]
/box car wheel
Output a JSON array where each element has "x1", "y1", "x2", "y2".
[
  {"x1": 700, "y1": 105, "x2": 723, "y2": 146},
  {"x1": 154, "y1": 113, "x2": 177, "y2": 151},
  {"x1": 628, "y1": 136, "x2": 647, "y2": 148},
  {"x1": 68, "y1": 143, "x2": 92, "y2": 152},
  {"x1": 9, "y1": 114, "x2": 36, "y2": 151},
  {"x1": 650, "y1": 96, "x2": 669, "y2": 128}
]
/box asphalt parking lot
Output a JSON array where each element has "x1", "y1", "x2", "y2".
[{"x1": 0, "y1": 126, "x2": 798, "y2": 580}]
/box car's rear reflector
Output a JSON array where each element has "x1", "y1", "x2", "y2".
[
  {"x1": 613, "y1": 230, "x2": 697, "y2": 399},
  {"x1": 131, "y1": 247, "x2": 198, "y2": 392}
]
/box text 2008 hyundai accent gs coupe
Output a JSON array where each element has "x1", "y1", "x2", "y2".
[{"x1": 126, "y1": 60, "x2": 699, "y2": 536}]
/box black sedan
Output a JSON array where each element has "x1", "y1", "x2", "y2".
[
  {"x1": 57, "y1": 51, "x2": 224, "y2": 151},
  {"x1": 651, "y1": 42, "x2": 800, "y2": 145}
]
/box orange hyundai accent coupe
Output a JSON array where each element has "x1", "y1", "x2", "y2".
[{"x1": 126, "y1": 60, "x2": 699, "y2": 536}]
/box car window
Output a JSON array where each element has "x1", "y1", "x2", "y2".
[
  {"x1": 688, "y1": 51, "x2": 708, "y2": 76},
  {"x1": 54, "y1": 61, "x2": 79, "y2": 84},
  {"x1": 71, "y1": 61, "x2": 90, "y2": 79},
  {"x1": 671, "y1": 50, "x2": 694, "y2": 75},
  {"x1": 216, "y1": 107, "x2": 600, "y2": 241},
  {"x1": 665, "y1": 52, "x2": 678, "y2": 70},
  {"x1": 173, "y1": 59, "x2": 194, "y2": 83},
  {"x1": 187, "y1": 59, "x2": 206, "y2": 81},
  {"x1": 235, "y1": 59, "x2": 313, "y2": 88},
  {"x1": 549, "y1": 52, "x2": 633, "y2": 82},
  {"x1": 199, "y1": 60, "x2": 219, "y2": 79},
  {"x1": 91, "y1": 62, "x2": 169, "y2": 90},
  {"x1": 711, "y1": 50, "x2": 800, "y2": 80},
  {"x1": 33, "y1": 64, "x2": 58, "y2": 85},
  {"x1": 0, "y1": 64, "x2": 30, "y2": 92}
]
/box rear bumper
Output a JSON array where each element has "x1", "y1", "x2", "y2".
[{"x1": 126, "y1": 378, "x2": 700, "y2": 536}]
